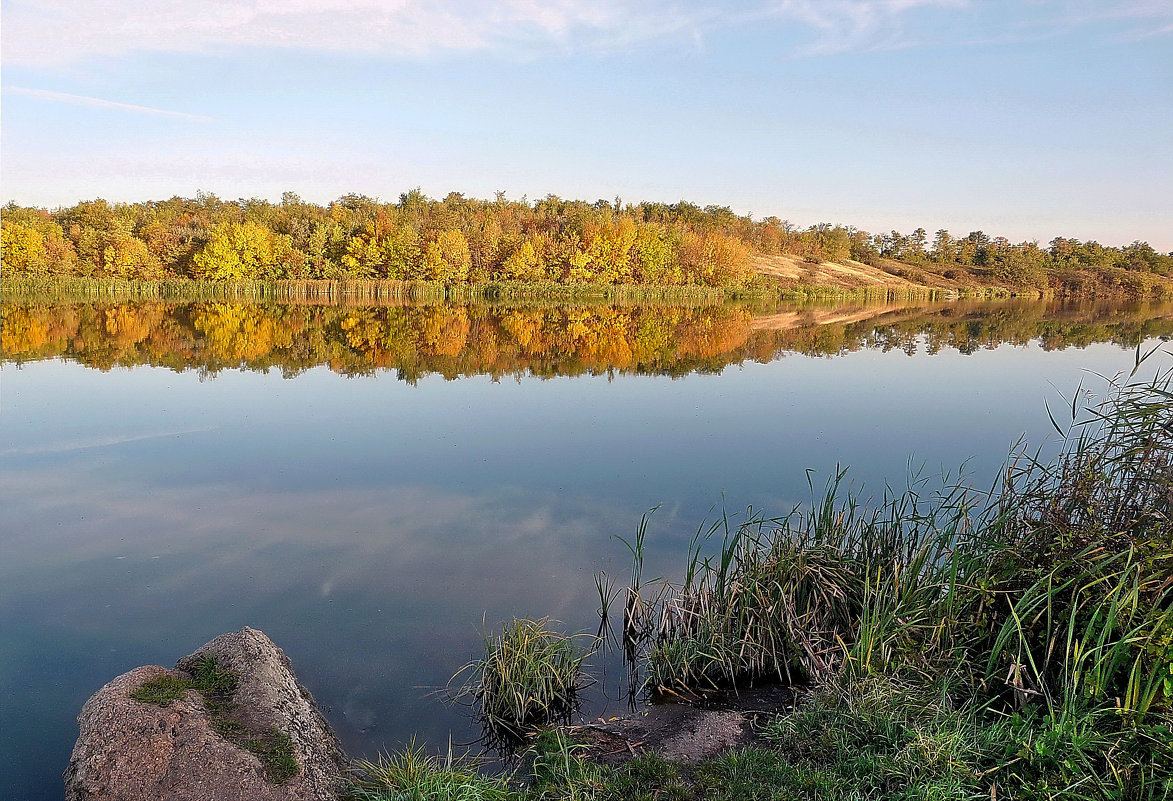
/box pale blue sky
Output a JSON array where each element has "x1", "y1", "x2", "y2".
[{"x1": 3, "y1": 0, "x2": 1171, "y2": 249}]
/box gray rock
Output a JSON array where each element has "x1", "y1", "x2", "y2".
[{"x1": 64, "y1": 628, "x2": 348, "y2": 801}]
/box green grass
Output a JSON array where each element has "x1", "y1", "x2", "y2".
[
  {"x1": 349, "y1": 697, "x2": 1173, "y2": 800},
  {"x1": 129, "y1": 674, "x2": 189, "y2": 706},
  {"x1": 187, "y1": 654, "x2": 239, "y2": 698},
  {"x1": 521, "y1": 729, "x2": 685, "y2": 801},
  {"x1": 759, "y1": 675, "x2": 1173, "y2": 800},
  {"x1": 347, "y1": 739, "x2": 510, "y2": 801},
  {"x1": 453, "y1": 619, "x2": 593, "y2": 743},
  {"x1": 244, "y1": 728, "x2": 301, "y2": 785}
]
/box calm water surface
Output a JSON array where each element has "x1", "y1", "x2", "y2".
[{"x1": 2, "y1": 297, "x2": 1171, "y2": 799}]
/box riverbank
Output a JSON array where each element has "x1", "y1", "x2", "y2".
[
  {"x1": 6, "y1": 264, "x2": 1170, "y2": 311},
  {"x1": 3, "y1": 275, "x2": 971, "y2": 305},
  {"x1": 1, "y1": 276, "x2": 745, "y2": 305}
]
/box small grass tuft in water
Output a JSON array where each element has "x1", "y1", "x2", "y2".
[
  {"x1": 454, "y1": 618, "x2": 592, "y2": 742},
  {"x1": 130, "y1": 674, "x2": 189, "y2": 707}
]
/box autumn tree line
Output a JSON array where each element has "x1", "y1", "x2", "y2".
[
  {"x1": 5, "y1": 299, "x2": 1171, "y2": 381},
  {"x1": 2, "y1": 190, "x2": 1171, "y2": 294},
  {"x1": 1, "y1": 192, "x2": 753, "y2": 288}
]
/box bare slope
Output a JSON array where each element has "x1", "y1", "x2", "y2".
[{"x1": 753, "y1": 254, "x2": 941, "y2": 292}]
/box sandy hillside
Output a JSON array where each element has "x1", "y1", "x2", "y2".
[{"x1": 753, "y1": 254, "x2": 939, "y2": 292}]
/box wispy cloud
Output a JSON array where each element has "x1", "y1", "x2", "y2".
[
  {"x1": 0, "y1": 0, "x2": 649, "y2": 66},
  {"x1": 2, "y1": 427, "x2": 215, "y2": 457},
  {"x1": 956, "y1": 0, "x2": 1173, "y2": 47},
  {"x1": 3, "y1": 87, "x2": 212, "y2": 120},
  {"x1": 759, "y1": 0, "x2": 966, "y2": 55},
  {"x1": 4, "y1": 0, "x2": 1170, "y2": 68},
  {"x1": 1, "y1": 0, "x2": 959, "y2": 67},
  {"x1": 1073, "y1": 0, "x2": 1173, "y2": 40}
]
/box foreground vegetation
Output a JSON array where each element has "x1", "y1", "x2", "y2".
[
  {"x1": 350, "y1": 359, "x2": 1172, "y2": 799},
  {"x1": 3, "y1": 190, "x2": 1171, "y2": 295}
]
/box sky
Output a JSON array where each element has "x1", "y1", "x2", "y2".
[{"x1": 2, "y1": 0, "x2": 1171, "y2": 250}]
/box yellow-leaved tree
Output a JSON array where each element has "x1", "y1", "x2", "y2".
[
  {"x1": 499, "y1": 238, "x2": 546, "y2": 282},
  {"x1": 102, "y1": 232, "x2": 162, "y2": 278},
  {"x1": 550, "y1": 234, "x2": 592, "y2": 283},
  {"x1": 421, "y1": 230, "x2": 472, "y2": 284},
  {"x1": 341, "y1": 220, "x2": 421, "y2": 280},
  {"x1": 582, "y1": 218, "x2": 637, "y2": 283},
  {"x1": 634, "y1": 224, "x2": 680, "y2": 284},
  {"x1": 1, "y1": 221, "x2": 47, "y2": 275},
  {"x1": 191, "y1": 222, "x2": 285, "y2": 280}
]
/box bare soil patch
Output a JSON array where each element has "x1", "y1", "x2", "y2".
[{"x1": 574, "y1": 684, "x2": 795, "y2": 766}]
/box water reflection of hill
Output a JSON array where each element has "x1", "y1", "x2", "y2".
[{"x1": 3, "y1": 299, "x2": 1171, "y2": 381}]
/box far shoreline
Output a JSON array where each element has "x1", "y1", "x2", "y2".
[{"x1": 0, "y1": 275, "x2": 1089, "y2": 307}]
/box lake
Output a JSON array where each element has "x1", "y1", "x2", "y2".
[{"x1": 2, "y1": 296, "x2": 1171, "y2": 799}]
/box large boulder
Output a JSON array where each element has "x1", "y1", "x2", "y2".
[{"x1": 64, "y1": 627, "x2": 348, "y2": 801}]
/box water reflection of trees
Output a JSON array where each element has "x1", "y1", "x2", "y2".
[{"x1": 3, "y1": 299, "x2": 1171, "y2": 381}]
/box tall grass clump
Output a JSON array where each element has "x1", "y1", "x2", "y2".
[
  {"x1": 614, "y1": 358, "x2": 1171, "y2": 703},
  {"x1": 605, "y1": 356, "x2": 1172, "y2": 793},
  {"x1": 977, "y1": 361, "x2": 1173, "y2": 719},
  {"x1": 453, "y1": 618, "x2": 592, "y2": 743},
  {"x1": 611, "y1": 475, "x2": 980, "y2": 695}
]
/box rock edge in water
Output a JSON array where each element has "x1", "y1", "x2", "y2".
[{"x1": 64, "y1": 627, "x2": 347, "y2": 801}]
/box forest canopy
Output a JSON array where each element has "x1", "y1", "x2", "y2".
[{"x1": 2, "y1": 191, "x2": 1171, "y2": 294}]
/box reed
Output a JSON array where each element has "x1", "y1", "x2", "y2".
[
  {"x1": 608, "y1": 353, "x2": 1173, "y2": 724},
  {"x1": 1, "y1": 276, "x2": 754, "y2": 306}
]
